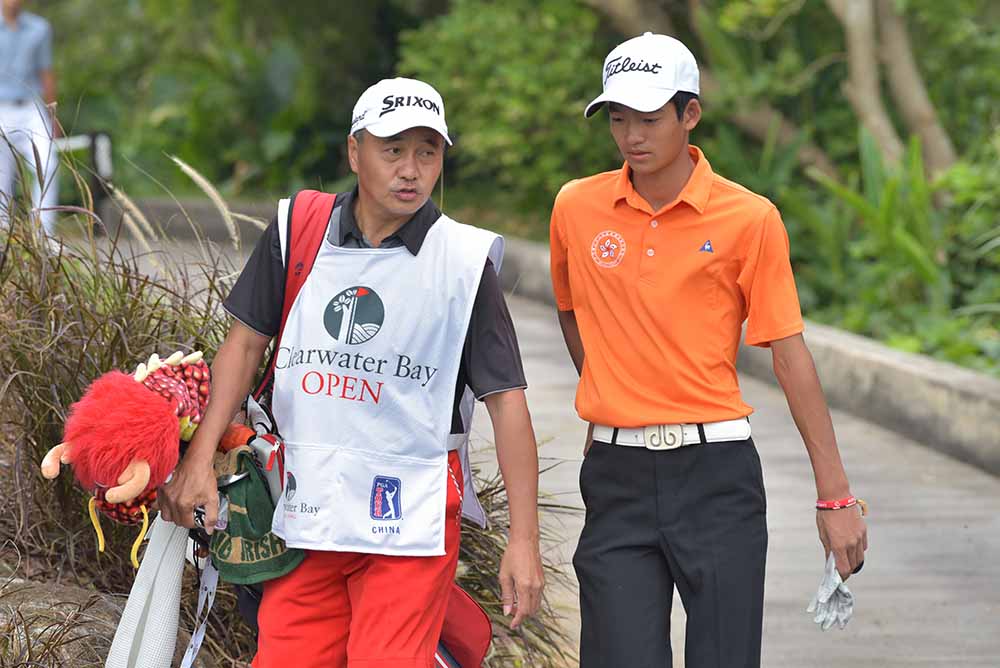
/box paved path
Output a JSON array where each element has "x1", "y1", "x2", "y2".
[
  {"x1": 92, "y1": 235, "x2": 1000, "y2": 667},
  {"x1": 470, "y1": 294, "x2": 1000, "y2": 668}
]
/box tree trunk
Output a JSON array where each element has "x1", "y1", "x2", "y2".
[
  {"x1": 876, "y1": 0, "x2": 956, "y2": 176},
  {"x1": 583, "y1": 0, "x2": 840, "y2": 178},
  {"x1": 826, "y1": 0, "x2": 904, "y2": 166}
]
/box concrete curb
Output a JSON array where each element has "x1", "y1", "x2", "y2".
[
  {"x1": 97, "y1": 197, "x2": 272, "y2": 246},
  {"x1": 496, "y1": 236, "x2": 1000, "y2": 477}
]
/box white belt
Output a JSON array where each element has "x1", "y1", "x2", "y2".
[{"x1": 592, "y1": 418, "x2": 751, "y2": 451}]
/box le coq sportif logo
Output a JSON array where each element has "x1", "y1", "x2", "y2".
[{"x1": 324, "y1": 286, "x2": 385, "y2": 345}]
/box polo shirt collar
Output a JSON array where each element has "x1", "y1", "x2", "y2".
[
  {"x1": 612, "y1": 144, "x2": 713, "y2": 216},
  {"x1": 339, "y1": 186, "x2": 442, "y2": 255}
]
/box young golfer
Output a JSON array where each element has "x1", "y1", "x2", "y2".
[{"x1": 550, "y1": 33, "x2": 867, "y2": 667}]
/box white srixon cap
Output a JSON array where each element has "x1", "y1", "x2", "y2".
[
  {"x1": 350, "y1": 77, "x2": 452, "y2": 145},
  {"x1": 585, "y1": 32, "x2": 700, "y2": 118}
]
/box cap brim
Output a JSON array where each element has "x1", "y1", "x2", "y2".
[
  {"x1": 362, "y1": 111, "x2": 452, "y2": 145},
  {"x1": 583, "y1": 87, "x2": 678, "y2": 118}
]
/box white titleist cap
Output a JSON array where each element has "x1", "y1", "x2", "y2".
[
  {"x1": 350, "y1": 77, "x2": 452, "y2": 145},
  {"x1": 584, "y1": 32, "x2": 700, "y2": 118}
]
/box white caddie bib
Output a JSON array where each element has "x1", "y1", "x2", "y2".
[{"x1": 270, "y1": 211, "x2": 501, "y2": 556}]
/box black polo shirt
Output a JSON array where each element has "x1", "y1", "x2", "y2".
[{"x1": 224, "y1": 188, "x2": 526, "y2": 434}]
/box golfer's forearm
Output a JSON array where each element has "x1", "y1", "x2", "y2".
[
  {"x1": 486, "y1": 390, "x2": 540, "y2": 541},
  {"x1": 557, "y1": 309, "x2": 585, "y2": 376},
  {"x1": 186, "y1": 322, "x2": 270, "y2": 462},
  {"x1": 772, "y1": 336, "x2": 851, "y2": 499}
]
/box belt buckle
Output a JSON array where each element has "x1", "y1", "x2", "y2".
[{"x1": 643, "y1": 424, "x2": 684, "y2": 451}]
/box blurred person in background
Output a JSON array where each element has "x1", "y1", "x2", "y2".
[{"x1": 0, "y1": 0, "x2": 59, "y2": 239}]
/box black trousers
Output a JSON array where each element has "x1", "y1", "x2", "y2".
[{"x1": 574, "y1": 438, "x2": 768, "y2": 668}]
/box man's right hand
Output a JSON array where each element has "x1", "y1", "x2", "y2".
[
  {"x1": 156, "y1": 321, "x2": 271, "y2": 533},
  {"x1": 158, "y1": 449, "x2": 219, "y2": 533}
]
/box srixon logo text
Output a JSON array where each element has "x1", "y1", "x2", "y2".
[{"x1": 380, "y1": 94, "x2": 441, "y2": 116}]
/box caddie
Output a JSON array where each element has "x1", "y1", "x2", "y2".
[
  {"x1": 160, "y1": 77, "x2": 544, "y2": 668},
  {"x1": 549, "y1": 33, "x2": 868, "y2": 667}
]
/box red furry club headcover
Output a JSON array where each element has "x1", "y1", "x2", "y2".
[{"x1": 63, "y1": 371, "x2": 180, "y2": 492}]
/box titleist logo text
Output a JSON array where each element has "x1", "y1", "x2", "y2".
[{"x1": 604, "y1": 56, "x2": 662, "y2": 84}]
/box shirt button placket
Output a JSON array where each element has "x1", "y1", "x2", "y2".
[{"x1": 637, "y1": 218, "x2": 658, "y2": 278}]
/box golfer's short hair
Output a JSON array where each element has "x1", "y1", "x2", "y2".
[{"x1": 669, "y1": 91, "x2": 699, "y2": 120}]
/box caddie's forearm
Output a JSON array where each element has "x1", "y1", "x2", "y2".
[
  {"x1": 185, "y1": 322, "x2": 270, "y2": 463},
  {"x1": 557, "y1": 309, "x2": 585, "y2": 376},
  {"x1": 772, "y1": 336, "x2": 851, "y2": 499},
  {"x1": 486, "y1": 390, "x2": 540, "y2": 542}
]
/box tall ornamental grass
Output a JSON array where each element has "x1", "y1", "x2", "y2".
[{"x1": 0, "y1": 162, "x2": 576, "y2": 666}]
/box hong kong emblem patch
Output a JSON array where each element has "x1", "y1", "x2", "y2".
[{"x1": 591, "y1": 230, "x2": 626, "y2": 268}]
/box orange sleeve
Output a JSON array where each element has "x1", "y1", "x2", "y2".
[
  {"x1": 739, "y1": 207, "x2": 804, "y2": 347},
  {"x1": 549, "y1": 198, "x2": 574, "y2": 311}
]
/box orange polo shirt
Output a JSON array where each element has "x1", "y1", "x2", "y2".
[{"x1": 549, "y1": 145, "x2": 804, "y2": 427}]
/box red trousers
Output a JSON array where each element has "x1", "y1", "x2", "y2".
[{"x1": 252, "y1": 451, "x2": 464, "y2": 668}]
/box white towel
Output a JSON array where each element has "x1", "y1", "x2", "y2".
[{"x1": 105, "y1": 516, "x2": 188, "y2": 668}]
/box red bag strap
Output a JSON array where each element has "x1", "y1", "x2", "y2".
[{"x1": 254, "y1": 190, "x2": 337, "y2": 400}]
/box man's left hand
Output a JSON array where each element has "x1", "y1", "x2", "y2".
[
  {"x1": 499, "y1": 535, "x2": 545, "y2": 629},
  {"x1": 816, "y1": 507, "x2": 867, "y2": 580}
]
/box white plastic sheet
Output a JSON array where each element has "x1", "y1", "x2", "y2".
[{"x1": 105, "y1": 517, "x2": 188, "y2": 668}]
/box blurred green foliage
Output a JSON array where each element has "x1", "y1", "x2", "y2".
[
  {"x1": 48, "y1": 0, "x2": 424, "y2": 195},
  {"x1": 38, "y1": 0, "x2": 1000, "y2": 372},
  {"x1": 398, "y1": 0, "x2": 621, "y2": 210},
  {"x1": 398, "y1": 0, "x2": 999, "y2": 372}
]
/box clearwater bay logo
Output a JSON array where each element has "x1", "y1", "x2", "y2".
[
  {"x1": 591, "y1": 230, "x2": 627, "y2": 269},
  {"x1": 285, "y1": 471, "x2": 297, "y2": 501},
  {"x1": 324, "y1": 286, "x2": 385, "y2": 345}
]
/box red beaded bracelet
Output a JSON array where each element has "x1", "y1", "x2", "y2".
[{"x1": 816, "y1": 495, "x2": 856, "y2": 510}]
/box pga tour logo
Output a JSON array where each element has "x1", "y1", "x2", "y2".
[
  {"x1": 370, "y1": 476, "x2": 402, "y2": 521},
  {"x1": 591, "y1": 230, "x2": 627, "y2": 268}
]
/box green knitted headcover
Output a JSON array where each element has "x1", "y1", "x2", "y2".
[{"x1": 210, "y1": 446, "x2": 303, "y2": 584}]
